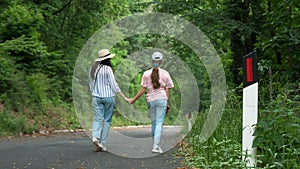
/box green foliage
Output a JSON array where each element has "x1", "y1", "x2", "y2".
[
  {"x1": 253, "y1": 97, "x2": 300, "y2": 168},
  {"x1": 0, "y1": 102, "x2": 80, "y2": 136},
  {"x1": 0, "y1": 0, "x2": 134, "y2": 134},
  {"x1": 0, "y1": 56, "x2": 14, "y2": 94},
  {"x1": 0, "y1": 0, "x2": 83, "y2": 134},
  {"x1": 26, "y1": 73, "x2": 50, "y2": 107},
  {"x1": 183, "y1": 90, "x2": 244, "y2": 168},
  {"x1": 183, "y1": 81, "x2": 299, "y2": 168},
  {"x1": 0, "y1": 3, "x2": 43, "y2": 40},
  {"x1": 0, "y1": 110, "x2": 26, "y2": 136},
  {"x1": 255, "y1": 0, "x2": 300, "y2": 83},
  {"x1": 150, "y1": 1, "x2": 299, "y2": 168},
  {"x1": 185, "y1": 138, "x2": 244, "y2": 168}
]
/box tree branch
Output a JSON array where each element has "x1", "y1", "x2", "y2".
[{"x1": 53, "y1": 0, "x2": 72, "y2": 16}]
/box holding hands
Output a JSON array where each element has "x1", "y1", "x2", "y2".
[
  {"x1": 118, "y1": 92, "x2": 130, "y2": 103},
  {"x1": 122, "y1": 97, "x2": 133, "y2": 104},
  {"x1": 118, "y1": 92, "x2": 135, "y2": 104},
  {"x1": 121, "y1": 87, "x2": 171, "y2": 113},
  {"x1": 127, "y1": 98, "x2": 135, "y2": 104}
]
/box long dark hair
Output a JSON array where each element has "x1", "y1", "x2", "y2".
[
  {"x1": 151, "y1": 67, "x2": 160, "y2": 89},
  {"x1": 90, "y1": 58, "x2": 112, "y2": 80}
]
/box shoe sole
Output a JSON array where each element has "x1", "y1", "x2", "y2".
[
  {"x1": 93, "y1": 141, "x2": 102, "y2": 152},
  {"x1": 152, "y1": 150, "x2": 163, "y2": 153}
]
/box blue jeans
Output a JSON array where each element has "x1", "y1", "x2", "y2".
[
  {"x1": 148, "y1": 99, "x2": 168, "y2": 146},
  {"x1": 92, "y1": 96, "x2": 115, "y2": 145}
]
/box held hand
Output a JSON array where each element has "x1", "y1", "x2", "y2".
[
  {"x1": 119, "y1": 92, "x2": 131, "y2": 104},
  {"x1": 123, "y1": 97, "x2": 130, "y2": 104},
  {"x1": 128, "y1": 98, "x2": 135, "y2": 104}
]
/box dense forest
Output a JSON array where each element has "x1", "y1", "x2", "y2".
[{"x1": 0, "y1": 0, "x2": 299, "y2": 168}]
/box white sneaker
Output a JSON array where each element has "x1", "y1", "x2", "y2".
[
  {"x1": 92, "y1": 137, "x2": 102, "y2": 152},
  {"x1": 99, "y1": 143, "x2": 107, "y2": 151},
  {"x1": 152, "y1": 144, "x2": 163, "y2": 153}
]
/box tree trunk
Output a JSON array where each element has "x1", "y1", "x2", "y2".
[{"x1": 230, "y1": 0, "x2": 257, "y2": 86}]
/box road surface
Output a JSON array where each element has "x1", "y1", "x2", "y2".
[{"x1": 0, "y1": 126, "x2": 184, "y2": 169}]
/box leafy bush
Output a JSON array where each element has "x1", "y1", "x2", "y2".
[
  {"x1": 0, "y1": 3, "x2": 43, "y2": 40},
  {"x1": 254, "y1": 107, "x2": 300, "y2": 168},
  {"x1": 0, "y1": 108, "x2": 38, "y2": 136}
]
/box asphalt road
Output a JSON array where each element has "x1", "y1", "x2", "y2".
[{"x1": 0, "y1": 127, "x2": 184, "y2": 169}]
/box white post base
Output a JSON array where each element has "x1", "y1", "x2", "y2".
[{"x1": 242, "y1": 82, "x2": 258, "y2": 167}]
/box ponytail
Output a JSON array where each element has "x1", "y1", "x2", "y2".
[{"x1": 151, "y1": 68, "x2": 160, "y2": 89}]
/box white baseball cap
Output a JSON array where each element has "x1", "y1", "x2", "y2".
[{"x1": 152, "y1": 52, "x2": 163, "y2": 60}]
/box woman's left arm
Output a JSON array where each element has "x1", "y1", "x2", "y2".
[
  {"x1": 165, "y1": 87, "x2": 171, "y2": 112},
  {"x1": 165, "y1": 72, "x2": 174, "y2": 113}
]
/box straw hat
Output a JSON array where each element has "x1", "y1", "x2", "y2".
[{"x1": 95, "y1": 49, "x2": 115, "y2": 61}]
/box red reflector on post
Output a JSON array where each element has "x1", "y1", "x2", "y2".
[
  {"x1": 242, "y1": 51, "x2": 257, "y2": 87},
  {"x1": 246, "y1": 58, "x2": 253, "y2": 82}
]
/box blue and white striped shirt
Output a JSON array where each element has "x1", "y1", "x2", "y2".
[{"x1": 89, "y1": 64, "x2": 121, "y2": 97}]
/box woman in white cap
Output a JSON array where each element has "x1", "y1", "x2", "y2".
[
  {"x1": 89, "y1": 49, "x2": 128, "y2": 152},
  {"x1": 129, "y1": 52, "x2": 174, "y2": 153}
]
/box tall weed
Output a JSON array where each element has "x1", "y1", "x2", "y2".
[{"x1": 183, "y1": 89, "x2": 245, "y2": 168}]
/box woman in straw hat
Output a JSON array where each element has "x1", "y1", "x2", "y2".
[
  {"x1": 89, "y1": 49, "x2": 128, "y2": 152},
  {"x1": 129, "y1": 52, "x2": 174, "y2": 153}
]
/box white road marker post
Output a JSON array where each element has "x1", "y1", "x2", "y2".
[
  {"x1": 242, "y1": 51, "x2": 258, "y2": 168},
  {"x1": 188, "y1": 112, "x2": 192, "y2": 131}
]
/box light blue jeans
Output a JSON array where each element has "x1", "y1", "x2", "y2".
[
  {"x1": 148, "y1": 99, "x2": 168, "y2": 146},
  {"x1": 92, "y1": 96, "x2": 115, "y2": 145}
]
